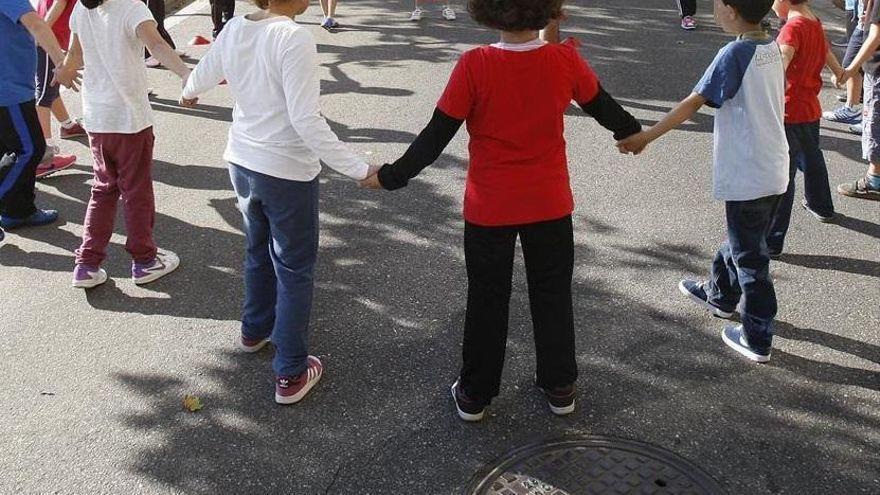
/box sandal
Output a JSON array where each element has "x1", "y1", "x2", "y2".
[{"x1": 837, "y1": 176, "x2": 880, "y2": 201}]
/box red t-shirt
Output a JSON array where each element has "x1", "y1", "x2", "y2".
[
  {"x1": 37, "y1": 0, "x2": 75, "y2": 48},
  {"x1": 777, "y1": 16, "x2": 828, "y2": 124},
  {"x1": 437, "y1": 42, "x2": 600, "y2": 226}
]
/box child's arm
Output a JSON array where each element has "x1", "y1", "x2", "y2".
[
  {"x1": 137, "y1": 21, "x2": 190, "y2": 82},
  {"x1": 181, "y1": 34, "x2": 225, "y2": 104},
  {"x1": 19, "y1": 12, "x2": 66, "y2": 66},
  {"x1": 281, "y1": 31, "x2": 370, "y2": 180},
  {"x1": 841, "y1": 21, "x2": 880, "y2": 83},
  {"x1": 361, "y1": 109, "x2": 463, "y2": 190},
  {"x1": 579, "y1": 87, "x2": 642, "y2": 140},
  {"x1": 43, "y1": 0, "x2": 67, "y2": 27},
  {"x1": 54, "y1": 33, "x2": 82, "y2": 90},
  {"x1": 618, "y1": 93, "x2": 706, "y2": 155},
  {"x1": 825, "y1": 45, "x2": 845, "y2": 81},
  {"x1": 779, "y1": 44, "x2": 796, "y2": 71}
]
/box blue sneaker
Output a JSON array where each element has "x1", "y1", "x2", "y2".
[
  {"x1": 0, "y1": 209, "x2": 59, "y2": 230},
  {"x1": 722, "y1": 325, "x2": 771, "y2": 363},
  {"x1": 678, "y1": 279, "x2": 735, "y2": 319},
  {"x1": 849, "y1": 122, "x2": 863, "y2": 135},
  {"x1": 822, "y1": 106, "x2": 862, "y2": 124}
]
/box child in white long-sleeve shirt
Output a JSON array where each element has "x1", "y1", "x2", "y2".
[{"x1": 181, "y1": 0, "x2": 374, "y2": 406}]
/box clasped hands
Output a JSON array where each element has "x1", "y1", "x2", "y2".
[{"x1": 359, "y1": 164, "x2": 383, "y2": 189}]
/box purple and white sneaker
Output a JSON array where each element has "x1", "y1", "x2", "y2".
[
  {"x1": 132, "y1": 251, "x2": 180, "y2": 285},
  {"x1": 72, "y1": 264, "x2": 108, "y2": 289}
]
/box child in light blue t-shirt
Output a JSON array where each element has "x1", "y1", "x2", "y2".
[{"x1": 618, "y1": 0, "x2": 788, "y2": 363}]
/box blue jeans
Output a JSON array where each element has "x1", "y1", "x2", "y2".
[
  {"x1": 767, "y1": 122, "x2": 835, "y2": 253},
  {"x1": 229, "y1": 163, "x2": 319, "y2": 378},
  {"x1": 706, "y1": 195, "x2": 782, "y2": 354}
]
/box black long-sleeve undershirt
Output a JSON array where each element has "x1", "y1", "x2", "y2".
[{"x1": 377, "y1": 86, "x2": 641, "y2": 191}]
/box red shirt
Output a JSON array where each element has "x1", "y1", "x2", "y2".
[
  {"x1": 777, "y1": 16, "x2": 828, "y2": 124},
  {"x1": 37, "y1": 0, "x2": 75, "y2": 48},
  {"x1": 437, "y1": 42, "x2": 600, "y2": 226}
]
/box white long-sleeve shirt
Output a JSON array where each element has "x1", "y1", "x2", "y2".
[{"x1": 182, "y1": 15, "x2": 369, "y2": 181}]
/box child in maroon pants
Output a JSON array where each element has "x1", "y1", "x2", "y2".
[
  {"x1": 55, "y1": 0, "x2": 191, "y2": 288},
  {"x1": 361, "y1": 0, "x2": 641, "y2": 421}
]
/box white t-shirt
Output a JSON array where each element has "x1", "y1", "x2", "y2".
[
  {"x1": 694, "y1": 37, "x2": 789, "y2": 201},
  {"x1": 70, "y1": 0, "x2": 155, "y2": 134},
  {"x1": 182, "y1": 15, "x2": 369, "y2": 181}
]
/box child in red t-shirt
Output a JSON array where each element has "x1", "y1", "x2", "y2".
[
  {"x1": 767, "y1": 0, "x2": 845, "y2": 255},
  {"x1": 361, "y1": 0, "x2": 641, "y2": 422}
]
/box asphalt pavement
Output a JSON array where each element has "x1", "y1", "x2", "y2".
[{"x1": 1, "y1": 1, "x2": 878, "y2": 494}]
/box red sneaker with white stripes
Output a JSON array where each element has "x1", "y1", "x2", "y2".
[{"x1": 275, "y1": 356, "x2": 323, "y2": 405}]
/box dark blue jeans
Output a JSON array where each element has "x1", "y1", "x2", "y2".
[
  {"x1": 706, "y1": 195, "x2": 782, "y2": 354},
  {"x1": 229, "y1": 163, "x2": 319, "y2": 378},
  {"x1": 767, "y1": 122, "x2": 834, "y2": 253}
]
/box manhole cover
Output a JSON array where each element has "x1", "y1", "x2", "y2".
[{"x1": 467, "y1": 436, "x2": 725, "y2": 495}]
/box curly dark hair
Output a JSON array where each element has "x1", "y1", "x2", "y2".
[{"x1": 468, "y1": 0, "x2": 564, "y2": 32}]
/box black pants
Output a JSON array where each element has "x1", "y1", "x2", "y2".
[
  {"x1": 211, "y1": 0, "x2": 236, "y2": 38},
  {"x1": 0, "y1": 101, "x2": 44, "y2": 219},
  {"x1": 677, "y1": 0, "x2": 696, "y2": 17},
  {"x1": 144, "y1": 0, "x2": 175, "y2": 58},
  {"x1": 461, "y1": 215, "x2": 577, "y2": 404}
]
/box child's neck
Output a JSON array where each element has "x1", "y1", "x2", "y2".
[
  {"x1": 786, "y1": 4, "x2": 814, "y2": 20},
  {"x1": 267, "y1": 4, "x2": 300, "y2": 19},
  {"x1": 500, "y1": 30, "x2": 540, "y2": 44},
  {"x1": 732, "y1": 22, "x2": 764, "y2": 38}
]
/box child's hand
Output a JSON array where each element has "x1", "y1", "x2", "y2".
[
  {"x1": 52, "y1": 64, "x2": 81, "y2": 91},
  {"x1": 179, "y1": 96, "x2": 199, "y2": 108},
  {"x1": 836, "y1": 67, "x2": 856, "y2": 88},
  {"x1": 358, "y1": 164, "x2": 383, "y2": 190},
  {"x1": 617, "y1": 131, "x2": 651, "y2": 155}
]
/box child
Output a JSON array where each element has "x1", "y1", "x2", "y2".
[
  {"x1": 619, "y1": 0, "x2": 789, "y2": 363},
  {"x1": 319, "y1": 0, "x2": 339, "y2": 29},
  {"x1": 0, "y1": 0, "x2": 69, "y2": 235},
  {"x1": 678, "y1": 0, "x2": 698, "y2": 30},
  {"x1": 410, "y1": 0, "x2": 455, "y2": 22},
  {"x1": 210, "y1": 0, "x2": 235, "y2": 39},
  {"x1": 766, "y1": 0, "x2": 842, "y2": 256},
  {"x1": 54, "y1": 0, "x2": 192, "y2": 289},
  {"x1": 34, "y1": 0, "x2": 84, "y2": 180},
  {"x1": 361, "y1": 0, "x2": 641, "y2": 421},
  {"x1": 837, "y1": 0, "x2": 880, "y2": 200},
  {"x1": 180, "y1": 0, "x2": 375, "y2": 405}
]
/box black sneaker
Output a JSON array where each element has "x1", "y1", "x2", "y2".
[
  {"x1": 450, "y1": 380, "x2": 485, "y2": 422},
  {"x1": 678, "y1": 279, "x2": 735, "y2": 319},
  {"x1": 801, "y1": 199, "x2": 836, "y2": 223},
  {"x1": 538, "y1": 383, "x2": 576, "y2": 416},
  {"x1": 722, "y1": 325, "x2": 770, "y2": 363}
]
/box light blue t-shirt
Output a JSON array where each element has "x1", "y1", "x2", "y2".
[
  {"x1": 694, "y1": 37, "x2": 790, "y2": 201},
  {"x1": 0, "y1": 0, "x2": 37, "y2": 106}
]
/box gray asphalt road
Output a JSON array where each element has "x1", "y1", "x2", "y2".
[{"x1": 1, "y1": 1, "x2": 878, "y2": 494}]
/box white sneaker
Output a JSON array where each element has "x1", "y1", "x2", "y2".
[
  {"x1": 132, "y1": 251, "x2": 180, "y2": 285},
  {"x1": 442, "y1": 7, "x2": 456, "y2": 20},
  {"x1": 409, "y1": 8, "x2": 422, "y2": 21}
]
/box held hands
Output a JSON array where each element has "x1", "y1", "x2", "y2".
[
  {"x1": 52, "y1": 63, "x2": 82, "y2": 91},
  {"x1": 358, "y1": 164, "x2": 383, "y2": 190},
  {"x1": 617, "y1": 130, "x2": 652, "y2": 156},
  {"x1": 835, "y1": 67, "x2": 857, "y2": 88}
]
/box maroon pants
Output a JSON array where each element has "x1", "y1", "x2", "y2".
[{"x1": 75, "y1": 127, "x2": 157, "y2": 267}]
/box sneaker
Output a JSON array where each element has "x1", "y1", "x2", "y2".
[
  {"x1": 450, "y1": 379, "x2": 485, "y2": 422},
  {"x1": 849, "y1": 122, "x2": 863, "y2": 135},
  {"x1": 678, "y1": 279, "x2": 735, "y2": 319},
  {"x1": 145, "y1": 57, "x2": 161, "y2": 68},
  {"x1": 60, "y1": 119, "x2": 87, "y2": 139},
  {"x1": 801, "y1": 199, "x2": 835, "y2": 223},
  {"x1": 132, "y1": 251, "x2": 180, "y2": 285},
  {"x1": 328, "y1": 17, "x2": 340, "y2": 28},
  {"x1": 837, "y1": 176, "x2": 880, "y2": 201},
  {"x1": 72, "y1": 264, "x2": 108, "y2": 289},
  {"x1": 36, "y1": 154, "x2": 76, "y2": 179},
  {"x1": 275, "y1": 355, "x2": 323, "y2": 405},
  {"x1": 409, "y1": 8, "x2": 422, "y2": 21},
  {"x1": 681, "y1": 16, "x2": 696, "y2": 30},
  {"x1": 39, "y1": 145, "x2": 56, "y2": 165},
  {"x1": 320, "y1": 17, "x2": 334, "y2": 30},
  {"x1": 239, "y1": 334, "x2": 271, "y2": 353},
  {"x1": 442, "y1": 7, "x2": 456, "y2": 20},
  {"x1": 822, "y1": 105, "x2": 862, "y2": 124},
  {"x1": 538, "y1": 383, "x2": 575, "y2": 416},
  {"x1": 0, "y1": 208, "x2": 58, "y2": 230},
  {"x1": 722, "y1": 325, "x2": 770, "y2": 363}
]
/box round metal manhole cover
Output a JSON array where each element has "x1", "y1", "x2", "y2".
[{"x1": 467, "y1": 436, "x2": 725, "y2": 495}]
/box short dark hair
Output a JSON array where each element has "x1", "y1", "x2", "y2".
[
  {"x1": 81, "y1": 0, "x2": 104, "y2": 8},
  {"x1": 722, "y1": 0, "x2": 774, "y2": 24},
  {"x1": 468, "y1": 0, "x2": 564, "y2": 32}
]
